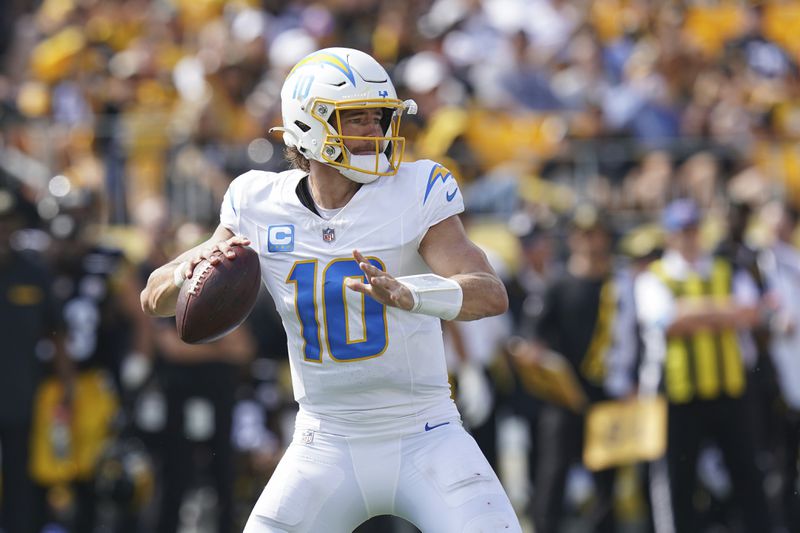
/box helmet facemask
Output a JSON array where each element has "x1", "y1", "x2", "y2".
[{"x1": 309, "y1": 98, "x2": 410, "y2": 184}]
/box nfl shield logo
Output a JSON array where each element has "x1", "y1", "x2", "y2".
[{"x1": 322, "y1": 227, "x2": 335, "y2": 242}]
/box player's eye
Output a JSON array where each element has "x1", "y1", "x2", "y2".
[{"x1": 353, "y1": 115, "x2": 376, "y2": 123}]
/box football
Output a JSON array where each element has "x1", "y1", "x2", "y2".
[{"x1": 176, "y1": 245, "x2": 261, "y2": 344}]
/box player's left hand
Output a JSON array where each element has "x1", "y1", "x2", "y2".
[{"x1": 346, "y1": 249, "x2": 414, "y2": 311}]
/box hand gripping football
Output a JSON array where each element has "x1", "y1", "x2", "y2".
[{"x1": 176, "y1": 245, "x2": 261, "y2": 344}]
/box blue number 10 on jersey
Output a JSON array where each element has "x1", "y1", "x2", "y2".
[{"x1": 287, "y1": 257, "x2": 388, "y2": 363}]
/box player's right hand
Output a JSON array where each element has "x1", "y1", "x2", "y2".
[
  {"x1": 346, "y1": 249, "x2": 415, "y2": 311},
  {"x1": 184, "y1": 235, "x2": 251, "y2": 279}
]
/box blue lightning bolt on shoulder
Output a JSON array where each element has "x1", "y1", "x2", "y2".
[{"x1": 423, "y1": 164, "x2": 454, "y2": 205}]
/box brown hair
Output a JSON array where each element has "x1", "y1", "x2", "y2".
[{"x1": 285, "y1": 147, "x2": 310, "y2": 172}]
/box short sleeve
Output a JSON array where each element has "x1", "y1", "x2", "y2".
[
  {"x1": 220, "y1": 171, "x2": 258, "y2": 234},
  {"x1": 634, "y1": 271, "x2": 676, "y2": 332},
  {"x1": 419, "y1": 161, "x2": 465, "y2": 231},
  {"x1": 220, "y1": 182, "x2": 240, "y2": 234}
]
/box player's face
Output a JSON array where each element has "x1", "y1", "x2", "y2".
[
  {"x1": 670, "y1": 224, "x2": 701, "y2": 260},
  {"x1": 337, "y1": 109, "x2": 384, "y2": 154},
  {"x1": 569, "y1": 226, "x2": 610, "y2": 258}
]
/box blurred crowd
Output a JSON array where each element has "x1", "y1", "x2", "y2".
[{"x1": 3, "y1": 0, "x2": 800, "y2": 532}]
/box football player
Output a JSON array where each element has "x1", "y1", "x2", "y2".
[{"x1": 141, "y1": 47, "x2": 521, "y2": 532}]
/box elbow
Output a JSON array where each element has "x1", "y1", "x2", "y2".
[
  {"x1": 495, "y1": 286, "x2": 510, "y2": 316},
  {"x1": 487, "y1": 280, "x2": 509, "y2": 317},
  {"x1": 465, "y1": 277, "x2": 508, "y2": 319}
]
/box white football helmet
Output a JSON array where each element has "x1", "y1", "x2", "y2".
[{"x1": 273, "y1": 47, "x2": 417, "y2": 184}]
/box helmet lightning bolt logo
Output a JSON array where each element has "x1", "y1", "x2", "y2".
[
  {"x1": 290, "y1": 52, "x2": 356, "y2": 86},
  {"x1": 423, "y1": 164, "x2": 457, "y2": 205}
]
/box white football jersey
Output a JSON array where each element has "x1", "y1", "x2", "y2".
[{"x1": 220, "y1": 160, "x2": 464, "y2": 435}]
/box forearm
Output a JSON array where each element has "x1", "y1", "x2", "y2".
[
  {"x1": 667, "y1": 310, "x2": 720, "y2": 335},
  {"x1": 141, "y1": 225, "x2": 239, "y2": 317},
  {"x1": 357, "y1": 216, "x2": 508, "y2": 322},
  {"x1": 452, "y1": 272, "x2": 508, "y2": 321},
  {"x1": 141, "y1": 260, "x2": 184, "y2": 317},
  {"x1": 667, "y1": 301, "x2": 759, "y2": 335}
]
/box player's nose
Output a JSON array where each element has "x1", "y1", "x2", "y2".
[{"x1": 364, "y1": 122, "x2": 382, "y2": 137}]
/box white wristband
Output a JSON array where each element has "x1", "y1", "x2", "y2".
[
  {"x1": 173, "y1": 261, "x2": 189, "y2": 288},
  {"x1": 396, "y1": 274, "x2": 463, "y2": 321}
]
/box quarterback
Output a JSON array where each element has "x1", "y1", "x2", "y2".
[{"x1": 141, "y1": 47, "x2": 521, "y2": 532}]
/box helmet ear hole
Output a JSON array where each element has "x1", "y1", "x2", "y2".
[{"x1": 294, "y1": 121, "x2": 311, "y2": 133}]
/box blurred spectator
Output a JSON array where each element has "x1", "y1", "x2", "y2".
[
  {"x1": 504, "y1": 216, "x2": 559, "y2": 499},
  {"x1": 0, "y1": 184, "x2": 66, "y2": 533},
  {"x1": 507, "y1": 217, "x2": 558, "y2": 335},
  {"x1": 512, "y1": 205, "x2": 639, "y2": 533},
  {"x1": 635, "y1": 199, "x2": 772, "y2": 533},
  {"x1": 31, "y1": 185, "x2": 151, "y2": 532},
  {"x1": 499, "y1": 30, "x2": 564, "y2": 112},
  {"x1": 150, "y1": 318, "x2": 254, "y2": 533},
  {"x1": 5, "y1": 0, "x2": 800, "y2": 220},
  {"x1": 444, "y1": 248, "x2": 514, "y2": 471},
  {"x1": 759, "y1": 202, "x2": 800, "y2": 532},
  {"x1": 714, "y1": 202, "x2": 766, "y2": 293},
  {"x1": 726, "y1": 5, "x2": 796, "y2": 81},
  {"x1": 714, "y1": 201, "x2": 781, "y2": 474}
]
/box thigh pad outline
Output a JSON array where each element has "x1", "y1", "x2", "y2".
[
  {"x1": 414, "y1": 427, "x2": 496, "y2": 508},
  {"x1": 248, "y1": 445, "x2": 346, "y2": 530}
]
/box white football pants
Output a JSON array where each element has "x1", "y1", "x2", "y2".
[{"x1": 243, "y1": 420, "x2": 521, "y2": 532}]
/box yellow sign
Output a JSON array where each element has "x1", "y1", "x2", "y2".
[
  {"x1": 30, "y1": 370, "x2": 118, "y2": 485},
  {"x1": 583, "y1": 396, "x2": 667, "y2": 471},
  {"x1": 515, "y1": 350, "x2": 588, "y2": 413}
]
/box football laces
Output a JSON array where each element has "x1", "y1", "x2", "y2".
[{"x1": 188, "y1": 261, "x2": 213, "y2": 296}]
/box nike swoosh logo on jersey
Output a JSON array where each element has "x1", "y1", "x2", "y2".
[
  {"x1": 446, "y1": 189, "x2": 457, "y2": 202},
  {"x1": 424, "y1": 421, "x2": 450, "y2": 432}
]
